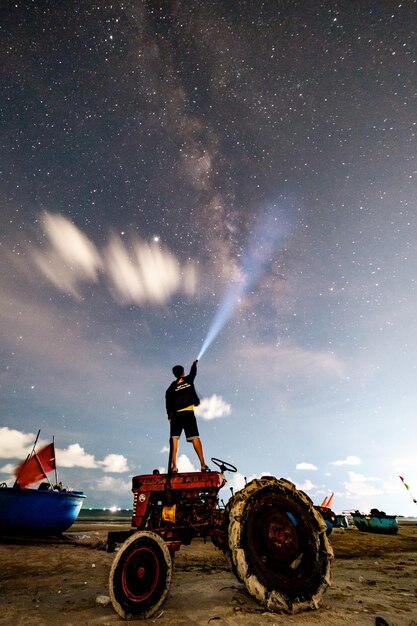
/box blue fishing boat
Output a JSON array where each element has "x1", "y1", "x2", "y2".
[
  {"x1": 0, "y1": 432, "x2": 85, "y2": 535},
  {"x1": 352, "y1": 509, "x2": 398, "y2": 535},
  {"x1": 0, "y1": 484, "x2": 85, "y2": 534}
]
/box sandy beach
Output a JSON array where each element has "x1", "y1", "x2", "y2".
[{"x1": 0, "y1": 520, "x2": 416, "y2": 626}]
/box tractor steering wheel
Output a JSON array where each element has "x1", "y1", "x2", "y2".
[{"x1": 211, "y1": 457, "x2": 237, "y2": 473}]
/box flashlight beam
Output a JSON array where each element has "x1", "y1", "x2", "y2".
[{"x1": 197, "y1": 205, "x2": 292, "y2": 360}]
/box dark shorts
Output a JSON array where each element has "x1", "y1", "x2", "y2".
[{"x1": 170, "y1": 410, "x2": 199, "y2": 441}]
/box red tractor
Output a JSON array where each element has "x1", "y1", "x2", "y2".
[{"x1": 107, "y1": 458, "x2": 333, "y2": 620}]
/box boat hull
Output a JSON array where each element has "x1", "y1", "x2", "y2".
[
  {"x1": 352, "y1": 513, "x2": 398, "y2": 535},
  {"x1": 0, "y1": 487, "x2": 86, "y2": 534}
]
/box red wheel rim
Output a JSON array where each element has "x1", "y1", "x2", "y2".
[{"x1": 121, "y1": 546, "x2": 160, "y2": 602}]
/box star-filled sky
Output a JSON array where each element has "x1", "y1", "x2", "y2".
[{"x1": 1, "y1": 1, "x2": 417, "y2": 514}]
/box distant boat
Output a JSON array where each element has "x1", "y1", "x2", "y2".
[
  {"x1": 0, "y1": 431, "x2": 85, "y2": 535},
  {"x1": 335, "y1": 514, "x2": 350, "y2": 528},
  {"x1": 315, "y1": 493, "x2": 338, "y2": 535},
  {"x1": 352, "y1": 509, "x2": 398, "y2": 535},
  {"x1": 314, "y1": 505, "x2": 338, "y2": 535}
]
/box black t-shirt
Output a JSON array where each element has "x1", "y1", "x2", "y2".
[{"x1": 165, "y1": 362, "x2": 200, "y2": 416}]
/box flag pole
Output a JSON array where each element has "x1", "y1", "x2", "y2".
[
  {"x1": 53, "y1": 436, "x2": 58, "y2": 487},
  {"x1": 31, "y1": 429, "x2": 41, "y2": 455}
]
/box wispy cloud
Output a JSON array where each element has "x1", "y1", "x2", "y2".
[
  {"x1": 233, "y1": 340, "x2": 346, "y2": 383},
  {"x1": 0, "y1": 282, "x2": 155, "y2": 411},
  {"x1": 343, "y1": 471, "x2": 382, "y2": 497},
  {"x1": 105, "y1": 235, "x2": 196, "y2": 304},
  {"x1": 295, "y1": 478, "x2": 318, "y2": 492},
  {"x1": 332, "y1": 455, "x2": 361, "y2": 466},
  {"x1": 31, "y1": 212, "x2": 197, "y2": 305},
  {"x1": 296, "y1": 462, "x2": 318, "y2": 471},
  {"x1": 391, "y1": 457, "x2": 417, "y2": 473},
  {"x1": 195, "y1": 394, "x2": 231, "y2": 420},
  {"x1": 94, "y1": 476, "x2": 131, "y2": 493},
  {"x1": 32, "y1": 211, "x2": 102, "y2": 298},
  {"x1": 0, "y1": 463, "x2": 17, "y2": 475}
]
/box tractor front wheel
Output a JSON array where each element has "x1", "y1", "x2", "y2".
[
  {"x1": 109, "y1": 530, "x2": 172, "y2": 620},
  {"x1": 226, "y1": 477, "x2": 333, "y2": 614}
]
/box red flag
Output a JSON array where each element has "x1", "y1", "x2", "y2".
[{"x1": 15, "y1": 442, "x2": 56, "y2": 488}]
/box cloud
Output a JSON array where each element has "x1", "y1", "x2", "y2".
[
  {"x1": 391, "y1": 457, "x2": 417, "y2": 473},
  {"x1": 105, "y1": 235, "x2": 196, "y2": 304},
  {"x1": 332, "y1": 455, "x2": 361, "y2": 466},
  {"x1": 32, "y1": 212, "x2": 102, "y2": 298},
  {"x1": 296, "y1": 462, "x2": 318, "y2": 471},
  {"x1": 195, "y1": 394, "x2": 232, "y2": 420},
  {"x1": 94, "y1": 475, "x2": 131, "y2": 493},
  {"x1": 0, "y1": 279, "x2": 150, "y2": 407},
  {"x1": 42, "y1": 212, "x2": 102, "y2": 277},
  {"x1": 0, "y1": 427, "x2": 38, "y2": 459},
  {"x1": 219, "y1": 471, "x2": 274, "y2": 503},
  {"x1": 343, "y1": 471, "x2": 382, "y2": 497},
  {"x1": 233, "y1": 340, "x2": 346, "y2": 383},
  {"x1": 57, "y1": 445, "x2": 129, "y2": 473},
  {"x1": 224, "y1": 471, "x2": 246, "y2": 494},
  {"x1": 30, "y1": 212, "x2": 198, "y2": 305},
  {"x1": 0, "y1": 463, "x2": 16, "y2": 475},
  {"x1": 98, "y1": 454, "x2": 129, "y2": 473},
  {"x1": 280, "y1": 344, "x2": 346, "y2": 379},
  {"x1": 177, "y1": 454, "x2": 197, "y2": 473},
  {"x1": 56, "y1": 443, "x2": 97, "y2": 468},
  {"x1": 295, "y1": 478, "x2": 317, "y2": 492},
  {"x1": 0, "y1": 429, "x2": 129, "y2": 475}
]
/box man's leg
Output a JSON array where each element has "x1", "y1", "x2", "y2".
[
  {"x1": 192, "y1": 437, "x2": 208, "y2": 470},
  {"x1": 171, "y1": 437, "x2": 179, "y2": 471}
]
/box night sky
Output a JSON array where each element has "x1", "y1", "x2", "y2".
[{"x1": 1, "y1": 1, "x2": 417, "y2": 514}]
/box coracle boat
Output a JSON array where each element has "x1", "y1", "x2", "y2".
[
  {"x1": 352, "y1": 508, "x2": 398, "y2": 535},
  {"x1": 0, "y1": 432, "x2": 85, "y2": 535}
]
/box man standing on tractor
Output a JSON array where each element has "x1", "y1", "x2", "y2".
[{"x1": 165, "y1": 359, "x2": 209, "y2": 473}]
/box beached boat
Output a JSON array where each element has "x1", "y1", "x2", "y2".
[
  {"x1": 352, "y1": 509, "x2": 398, "y2": 535},
  {"x1": 0, "y1": 485, "x2": 86, "y2": 534},
  {"x1": 335, "y1": 514, "x2": 350, "y2": 528},
  {"x1": 0, "y1": 432, "x2": 85, "y2": 535},
  {"x1": 314, "y1": 505, "x2": 338, "y2": 535},
  {"x1": 315, "y1": 493, "x2": 338, "y2": 535}
]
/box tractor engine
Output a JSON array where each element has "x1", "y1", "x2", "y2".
[{"x1": 130, "y1": 470, "x2": 226, "y2": 548}]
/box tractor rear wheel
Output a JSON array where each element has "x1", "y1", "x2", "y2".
[
  {"x1": 226, "y1": 477, "x2": 333, "y2": 614},
  {"x1": 109, "y1": 530, "x2": 172, "y2": 619}
]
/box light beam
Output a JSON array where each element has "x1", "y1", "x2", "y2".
[{"x1": 197, "y1": 206, "x2": 292, "y2": 360}]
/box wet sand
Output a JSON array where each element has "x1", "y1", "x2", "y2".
[{"x1": 0, "y1": 521, "x2": 416, "y2": 626}]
